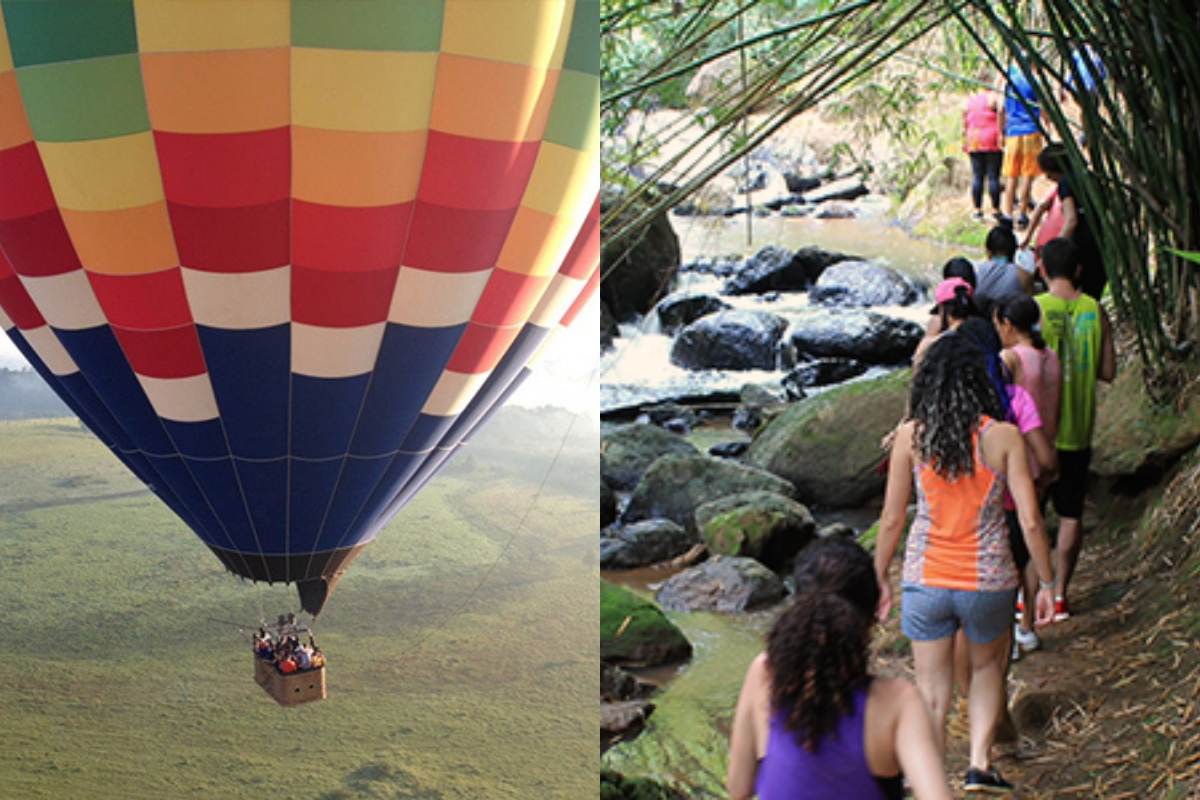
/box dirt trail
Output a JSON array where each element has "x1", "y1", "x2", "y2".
[
  {"x1": 0, "y1": 489, "x2": 149, "y2": 515},
  {"x1": 876, "y1": 490, "x2": 1200, "y2": 799}
]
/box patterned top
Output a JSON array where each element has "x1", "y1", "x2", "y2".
[{"x1": 902, "y1": 417, "x2": 1017, "y2": 592}]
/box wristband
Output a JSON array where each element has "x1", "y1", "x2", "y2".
[{"x1": 1038, "y1": 579, "x2": 1055, "y2": 591}]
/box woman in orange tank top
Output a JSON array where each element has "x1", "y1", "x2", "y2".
[{"x1": 874, "y1": 334, "x2": 1056, "y2": 793}]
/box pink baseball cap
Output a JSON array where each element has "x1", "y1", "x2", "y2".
[{"x1": 935, "y1": 277, "x2": 974, "y2": 304}]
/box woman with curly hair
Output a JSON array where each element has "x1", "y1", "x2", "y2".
[
  {"x1": 875, "y1": 333, "x2": 1057, "y2": 793},
  {"x1": 728, "y1": 537, "x2": 952, "y2": 800}
]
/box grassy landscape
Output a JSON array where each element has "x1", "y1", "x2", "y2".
[{"x1": 0, "y1": 416, "x2": 597, "y2": 799}]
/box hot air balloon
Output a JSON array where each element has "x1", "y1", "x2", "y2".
[{"x1": 0, "y1": 0, "x2": 599, "y2": 617}]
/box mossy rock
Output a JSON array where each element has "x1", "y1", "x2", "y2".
[
  {"x1": 744, "y1": 370, "x2": 910, "y2": 507},
  {"x1": 622, "y1": 454, "x2": 797, "y2": 534},
  {"x1": 600, "y1": 768, "x2": 687, "y2": 800},
  {"x1": 602, "y1": 424, "x2": 701, "y2": 492},
  {"x1": 601, "y1": 581, "x2": 692, "y2": 667},
  {"x1": 696, "y1": 491, "x2": 815, "y2": 571}
]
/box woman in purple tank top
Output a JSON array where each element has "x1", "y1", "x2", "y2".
[{"x1": 728, "y1": 538, "x2": 952, "y2": 800}]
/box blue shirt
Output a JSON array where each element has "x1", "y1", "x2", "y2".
[{"x1": 1005, "y1": 66, "x2": 1040, "y2": 136}]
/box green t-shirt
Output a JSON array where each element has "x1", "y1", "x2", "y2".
[{"x1": 1036, "y1": 292, "x2": 1103, "y2": 450}]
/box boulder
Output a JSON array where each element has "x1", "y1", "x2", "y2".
[
  {"x1": 808, "y1": 261, "x2": 922, "y2": 308},
  {"x1": 695, "y1": 491, "x2": 816, "y2": 571},
  {"x1": 744, "y1": 369, "x2": 910, "y2": 507},
  {"x1": 672, "y1": 182, "x2": 737, "y2": 216},
  {"x1": 601, "y1": 188, "x2": 681, "y2": 322},
  {"x1": 656, "y1": 556, "x2": 787, "y2": 612},
  {"x1": 669, "y1": 309, "x2": 789, "y2": 372},
  {"x1": 601, "y1": 661, "x2": 655, "y2": 702},
  {"x1": 788, "y1": 309, "x2": 923, "y2": 365},
  {"x1": 601, "y1": 423, "x2": 700, "y2": 492},
  {"x1": 784, "y1": 173, "x2": 822, "y2": 194},
  {"x1": 601, "y1": 300, "x2": 620, "y2": 353},
  {"x1": 654, "y1": 292, "x2": 731, "y2": 336},
  {"x1": 784, "y1": 358, "x2": 869, "y2": 390},
  {"x1": 601, "y1": 519, "x2": 695, "y2": 570},
  {"x1": 817, "y1": 522, "x2": 857, "y2": 540},
  {"x1": 813, "y1": 202, "x2": 856, "y2": 220},
  {"x1": 601, "y1": 581, "x2": 693, "y2": 666},
  {"x1": 804, "y1": 176, "x2": 870, "y2": 204},
  {"x1": 724, "y1": 244, "x2": 853, "y2": 295},
  {"x1": 623, "y1": 454, "x2": 798, "y2": 535},
  {"x1": 601, "y1": 701, "x2": 656, "y2": 753},
  {"x1": 601, "y1": 480, "x2": 618, "y2": 528}
]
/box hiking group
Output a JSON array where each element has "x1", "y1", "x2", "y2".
[{"x1": 728, "y1": 55, "x2": 1115, "y2": 799}]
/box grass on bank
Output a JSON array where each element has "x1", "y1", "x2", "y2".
[{"x1": 0, "y1": 419, "x2": 596, "y2": 800}]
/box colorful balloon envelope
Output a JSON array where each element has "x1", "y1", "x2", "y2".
[{"x1": 0, "y1": 0, "x2": 599, "y2": 614}]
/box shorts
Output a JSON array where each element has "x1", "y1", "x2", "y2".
[
  {"x1": 1006, "y1": 509, "x2": 1030, "y2": 572},
  {"x1": 1050, "y1": 447, "x2": 1092, "y2": 519},
  {"x1": 901, "y1": 584, "x2": 1017, "y2": 644},
  {"x1": 1002, "y1": 133, "x2": 1044, "y2": 178}
]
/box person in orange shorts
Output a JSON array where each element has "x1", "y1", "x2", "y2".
[{"x1": 1000, "y1": 63, "x2": 1044, "y2": 229}]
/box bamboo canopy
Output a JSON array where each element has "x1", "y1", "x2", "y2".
[{"x1": 602, "y1": 0, "x2": 1200, "y2": 393}]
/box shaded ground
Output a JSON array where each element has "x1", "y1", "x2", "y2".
[{"x1": 875, "y1": 478, "x2": 1200, "y2": 799}]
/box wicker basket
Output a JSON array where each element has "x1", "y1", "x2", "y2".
[{"x1": 254, "y1": 657, "x2": 327, "y2": 706}]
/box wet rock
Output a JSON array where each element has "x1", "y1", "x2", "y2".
[
  {"x1": 623, "y1": 454, "x2": 798, "y2": 535},
  {"x1": 709, "y1": 440, "x2": 750, "y2": 459},
  {"x1": 788, "y1": 309, "x2": 923, "y2": 365},
  {"x1": 657, "y1": 555, "x2": 787, "y2": 612},
  {"x1": 601, "y1": 519, "x2": 695, "y2": 570},
  {"x1": 601, "y1": 701, "x2": 656, "y2": 752},
  {"x1": 601, "y1": 480, "x2": 618, "y2": 528},
  {"x1": 814, "y1": 202, "x2": 856, "y2": 219},
  {"x1": 784, "y1": 358, "x2": 870, "y2": 390},
  {"x1": 601, "y1": 661, "x2": 655, "y2": 703},
  {"x1": 601, "y1": 300, "x2": 620, "y2": 352},
  {"x1": 817, "y1": 522, "x2": 857, "y2": 539},
  {"x1": 809, "y1": 261, "x2": 922, "y2": 308},
  {"x1": 654, "y1": 292, "x2": 731, "y2": 336},
  {"x1": 669, "y1": 309, "x2": 789, "y2": 372},
  {"x1": 696, "y1": 491, "x2": 816, "y2": 571},
  {"x1": 804, "y1": 176, "x2": 870, "y2": 204},
  {"x1": 732, "y1": 405, "x2": 762, "y2": 432},
  {"x1": 601, "y1": 581, "x2": 693, "y2": 666},
  {"x1": 724, "y1": 244, "x2": 853, "y2": 295},
  {"x1": 784, "y1": 173, "x2": 822, "y2": 194},
  {"x1": 745, "y1": 369, "x2": 910, "y2": 507},
  {"x1": 601, "y1": 423, "x2": 700, "y2": 492},
  {"x1": 601, "y1": 188, "x2": 681, "y2": 322}
]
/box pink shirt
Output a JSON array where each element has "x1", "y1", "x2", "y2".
[
  {"x1": 965, "y1": 92, "x2": 1002, "y2": 152},
  {"x1": 1011, "y1": 343, "x2": 1062, "y2": 446}
]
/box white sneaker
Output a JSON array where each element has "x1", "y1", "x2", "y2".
[
  {"x1": 1011, "y1": 640, "x2": 1022, "y2": 662},
  {"x1": 1014, "y1": 623, "x2": 1039, "y2": 653}
]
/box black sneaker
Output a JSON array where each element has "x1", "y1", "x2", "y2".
[
  {"x1": 964, "y1": 767, "x2": 1014, "y2": 793},
  {"x1": 1016, "y1": 213, "x2": 1030, "y2": 230}
]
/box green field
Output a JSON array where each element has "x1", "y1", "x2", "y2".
[{"x1": 0, "y1": 418, "x2": 598, "y2": 799}]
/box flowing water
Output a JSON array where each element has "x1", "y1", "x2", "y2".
[
  {"x1": 601, "y1": 211, "x2": 978, "y2": 414},
  {"x1": 601, "y1": 211, "x2": 968, "y2": 794}
]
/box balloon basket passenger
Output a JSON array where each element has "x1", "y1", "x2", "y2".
[{"x1": 251, "y1": 616, "x2": 327, "y2": 706}]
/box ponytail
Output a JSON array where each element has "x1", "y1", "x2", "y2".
[{"x1": 767, "y1": 587, "x2": 873, "y2": 752}]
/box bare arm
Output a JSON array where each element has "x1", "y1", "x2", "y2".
[
  {"x1": 1022, "y1": 425, "x2": 1059, "y2": 491},
  {"x1": 728, "y1": 654, "x2": 769, "y2": 800},
  {"x1": 892, "y1": 682, "x2": 955, "y2": 800},
  {"x1": 875, "y1": 423, "x2": 915, "y2": 621},
  {"x1": 1059, "y1": 195, "x2": 1079, "y2": 241},
  {"x1": 1098, "y1": 305, "x2": 1116, "y2": 383},
  {"x1": 984, "y1": 424, "x2": 1055, "y2": 626}
]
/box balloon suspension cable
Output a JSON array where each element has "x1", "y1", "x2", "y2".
[{"x1": 404, "y1": 360, "x2": 600, "y2": 656}]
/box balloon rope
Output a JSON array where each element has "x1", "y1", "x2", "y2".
[{"x1": 404, "y1": 361, "x2": 600, "y2": 655}]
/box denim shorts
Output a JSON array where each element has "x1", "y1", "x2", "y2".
[{"x1": 901, "y1": 584, "x2": 1017, "y2": 644}]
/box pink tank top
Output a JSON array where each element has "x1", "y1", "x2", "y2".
[
  {"x1": 1012, "y1": 343, "x2": 1062, "y2": 446},
  {"x1": 965, "y1": 93, "x2": 1001, "y2": 152}
]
